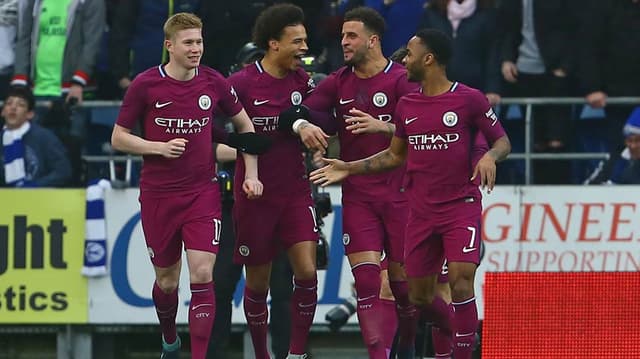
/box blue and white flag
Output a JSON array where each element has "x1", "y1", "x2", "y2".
[{"x1": 82, "y1": 179, "x2": 111, "y2": 277}]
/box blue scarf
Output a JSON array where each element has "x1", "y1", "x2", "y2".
[{"x1": 2, "y1": 122, "x2": 30, "y2": 186}]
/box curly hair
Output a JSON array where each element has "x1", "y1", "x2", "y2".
[{"x1": 252, "y1": 4, "x2": 305, "y2": 50}]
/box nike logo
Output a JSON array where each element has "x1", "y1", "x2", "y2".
[
  {"x1": 247, "y1": 310, "x2": 267, "y2": 318},
  {"x1": 155, "y1": 101, "x2": 172, "y2": 108},
  {"x1": 455, "y1": 332, "x2": 475, "y2": 338},
  {"x1": 298, "y1": 302, "x2": 316, "y2": 308},
  {"x1": 357, "y1": 294, "x2": 377, "y2": 302},
  {"x1": 405, "y1": 117, "x2": 418, "y2": 125},
  {"x1": 462, "y1": 247, "x2": 477, "y2": 253},
  {"x1": 191, "y1": 303, "x2": 213, "y2": 311},
  {"x1": 253, "y1": 99, "x2": 269, "y2": 106},
  {"x1": 339, "y1": 98, "x2": 355, "y2": 105}
]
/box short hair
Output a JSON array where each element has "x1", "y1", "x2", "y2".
[
  {"x1": 415, "y1": 29, "x2": 452, "y2": 66},
  {"x1": 343, "y1": 7, "x2": 386, "y2": 38},
  {"x1": 6, "y1": 86, "x2": 35, "y2": 111},
  {"x1": 253, "y1": 4, "x2": 305, "y2": 50},
  {"x1": 163, "y1": 12, "x2": 202, "y2": 40},
  {"x1": 389, "y1": 47, "x2": 408, "y2": 63}
]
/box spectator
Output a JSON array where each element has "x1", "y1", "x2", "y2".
[
  {"x1": 365, "y1": 0, "x2": 427, "y2": 57},
  {"x1": 109, "y1": 0, "x2": 201, "y2": 95},
  {"x1": 1, "y1": 86, "x2": 71, "y2": 187},
  {"x1": 420, "y1": 0, "x2": 501, "y2": 106},
  {"x1": 0, "y1": 0, "x2": 20, "y2": 100},
  {"x1": 11, "y1": 0, "x2": 105, "y2": 140},
  {"x1": 578, "y1": 0, "x2": 640, "y2": 153},
  {"x1": 498, "y1": 0, "x2": 578, "y2": 184},
  {"x1": 585, "y1": 107, "x2": 640, "y2": 185}
]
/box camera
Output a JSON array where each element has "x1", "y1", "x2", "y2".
[
  {"x1": 325, "y1": 286, "x2": 357, "y2": 332},
  {"x1": 313, "y1": 191, "x2": 332, "y2": 270}
]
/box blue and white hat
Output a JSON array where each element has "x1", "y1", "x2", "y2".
[{"x1": 623, "y1": 106, "x2": 640, "y2": 137}]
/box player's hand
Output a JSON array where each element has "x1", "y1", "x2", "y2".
[
  {"x1": 471, "y1": 153, "x2": 497, "y2": 193},
  {"x1": 309, "y1": 158, "x2": 349, "y2": 187},
  {"x1": 585, "y1": 91, "x2": 607, "y2": 108},
  {"x1": 485, "y1": 93, "x2": 501, "y2": 106},
  {"x1": 299, "y1": 123, "x2": 330, "y2": 153},
  {"x1": 345, "y1": 108, "x2": 388, "y2": 135},
  {"x1": 242, "y1": 177, "x2": 263, "y2": 199},
  {"x1": 160, "y1": 138, "x2": 188, "y2": 158},
  {"x1": 501, "y1": 61, "x2": 518, "y2": 83}
]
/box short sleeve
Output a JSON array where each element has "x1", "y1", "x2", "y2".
[{"x1": 116, "y1": 77, "x2": 147, "y2": 129}]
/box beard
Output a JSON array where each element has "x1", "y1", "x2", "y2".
[
  {"x1": 406, "y1": 66, "x2": 423, "y2": 82},
  {"x1": 344, "y1": 48, "x2": 366, "y2": 66}
]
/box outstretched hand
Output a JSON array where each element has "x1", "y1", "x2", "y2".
[
  {"x1": 471, "y1": 153, "x2": 497, "y2": 193},
  {"x1": 309, "y1": 158, "x2": 349, "y2": 187},
  {"x1": 161, "y1": 138, "x2": 188, "y2": 158}
]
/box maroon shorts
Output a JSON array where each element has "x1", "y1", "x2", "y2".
[
  {"x1": 140, "y1": 187, "x2": 221, "y2": 268},
  {"x1": 233, "y1": 195, "x2": 317, "y2": 266},
  {"x1": 341, "y1": 199, "x2": 408, "y2": 264},
  {"x1": 404, "y1": 198, "x2": 482, "y2": 278}
]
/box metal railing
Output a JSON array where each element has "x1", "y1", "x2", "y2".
[
  {"x1": 497, "y1": 97, "x2": 640, "y2": 184},
  {"x1": 41, "y1": 97, "x2": 640, "y2": 185}
]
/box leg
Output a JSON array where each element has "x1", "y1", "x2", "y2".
[
  {"x1": 185, "y1": 249, "x2": 217, "y2": 359},
  {"x1": 378, "y1": 268, "x2": 398, "y2": 357},
  {"x1": 447, "y1": 261, "x2": 478, "y2": 359},
  {"x1": 269, "y1": 252, "x2": 293, "y2": 359},
  {"x1": 430, "y1": 265, "x2": 453, "y2": 359},
  {"x1": 388, "y1": 261, "x2": 418, "y2": 359},
  {"x1": 153, "y1": 261, "x2": 182, "y2": 348},
  {"x1": 349, "y1": 251, "x2": 386, "y2": 359},
  {"x1": 245, "y1": 262, "x2": 273, "y2": 359},
  {"x1": 286, "y1": 240, "x2": 318, "y2": 357}
]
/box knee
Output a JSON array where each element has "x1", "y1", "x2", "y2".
[
  {"x1": 190, "y1": 264, "x2": 213, "y2": 284},
  {"x1": 450, "y1": 278, "x2": 474, "y2": 302},
  {"x1": 156, "y1": 276, "x2": 179, "y2": 293},
  {"x1": 293, "y1": 267, "x2": 317, "y2": 281},
  {"x1": 409, "y1": 290, "x2": 434, "y2": 307}
]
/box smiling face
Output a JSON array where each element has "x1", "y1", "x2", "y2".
[
  {"x1": 165, "y1": 27, "x2": 203, "y2": 70},
  {"x1": 271, "y1": 24, "x2": 308, "y2": 71},
  {"x1": 403, "y1": 36, "x2": 428, "y2": 82},
  {"x1": 341, "y1": 20, "x2": 374, "y2": 66},
  {"x1": 1, "y1": 95, "x2": 33, "y2": 130}
]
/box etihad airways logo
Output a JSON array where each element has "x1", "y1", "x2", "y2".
[
  {"x1": 408, "y1": 133, "x2": 459, "y2": 151},
  {"x1": 154, "y1": 117, "x2": 210, "y2": 134}
]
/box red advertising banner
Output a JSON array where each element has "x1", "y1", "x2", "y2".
[{"x1": 483, "y1": 272, "x2": 640, "y2": 358}]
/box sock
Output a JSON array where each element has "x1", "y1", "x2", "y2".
[
  {"x1": 189, "y1": 281, "x2": 215, "y2": 359},
  {"x1": 424, "y1": 296, "x2": 453, "y2": 358},
  {"x1": 244, "y1": 287, "x2": 270, "y2": 359},
  {"x1": 289, "y1": 276, "x2": 317, "y2": 355},
  {"x1": 432, "y1": 326, "x2": 452, "y2": 358},
  {"x1": 389, "y1": 281, "x2": 418, "y2": 351},
  {"x1": 152, "y1": 282, "x2": 178, "y2": 345},
  {"x1": 352, "y1": 263, "x2": 386, "y2": 359},
  {"x1": 451, "y1": 297, "x2": 478, "y2": 359},
  {"x1": 379, "y1": 298, "x2": 398, "y2": 354}
]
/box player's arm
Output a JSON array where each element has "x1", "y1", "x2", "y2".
[
  {"x1": 111, "y1": 124, "x2": 187, "y2": 158},
  {"x1": 229, "y1": 109, "x2": 263, "y2": 199},
  {"x1": 309, "y1": 136, "x2": 407, "y2": 186}
]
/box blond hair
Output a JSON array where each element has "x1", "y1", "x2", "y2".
[{"x1": 163, "y1": 12, "x2": 203, "y2": 40}]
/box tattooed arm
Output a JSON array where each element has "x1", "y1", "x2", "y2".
[{"x1": 309, "y1": 136, "x2": 407, "y2": 186}]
